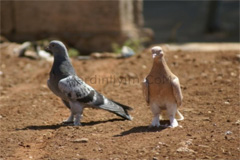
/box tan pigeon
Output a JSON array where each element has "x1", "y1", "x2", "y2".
[{"x1": 142, "y1": 46, "x2": 184, "y2": 128}]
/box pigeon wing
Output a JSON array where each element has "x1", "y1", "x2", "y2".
[
  {"x1": 142, "y1": 78, "x2": 149, "y2": 104},
  {"x1": 171, "y1": 77, "x2": 183, "y2": 107},
  {"x1": 58, "y1": 75, "x2": 132, "y2": 120},
  {"x1": 58, "y1": 75, "x2": 95, "y2": 103}
]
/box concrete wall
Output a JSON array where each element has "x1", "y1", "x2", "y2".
[{"x1": 1, "y1": 0, "x2": 148, "y2": 53}]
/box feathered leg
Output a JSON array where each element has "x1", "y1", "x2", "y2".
[
  {"x1": 62, "y1": 100, "x2": 74, "y2": 123},
  {"x1": 166, "y1": 103, "x2": 178, "y2": 128},
  {"x1": 63, "y1": 112, "x2": 74, "y2": 123},
  {"x1": 69, "y1": 101, "x2": 84, "y2": 126},
  {"x1": 150, "y1": 103, "x2": 161, "y2": 127}
]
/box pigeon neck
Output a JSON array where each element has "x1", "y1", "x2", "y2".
[
  {"x1": 152, "y1": 57, "x2": 172, "y2": 75},
  {"x1": 53, "y1": 50, "x2": 69, "y2": 60},
  {"x1": 52, "y1": 53, "x2": 75, "y2": 76},
  {"x1": 53, "y1": 54, "x2": 69, "y2": 65}
]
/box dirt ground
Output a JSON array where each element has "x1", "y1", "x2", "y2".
[{"x1": 0, "y1": 42, "x2": 239, "y2": 160}]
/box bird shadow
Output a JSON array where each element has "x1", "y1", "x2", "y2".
[
  {"x1": 16, "y1": 123, "x2": 65, "y2": 131},
  {"x1": 82, "y1": 118, "x2": 125, "y2": 126},
  {"x1": 114, "y1": 120, "x2": 169, "y2": 137},
  {"x1": 16, "y1": 118, "x2": 125, "y2": 131}
]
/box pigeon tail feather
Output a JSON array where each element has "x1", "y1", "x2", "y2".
[
  {"x1": 176, "y1": 110, "x2": 184, "y2": 121},
  {"x1": 99, "y1": 100, "x2": 133, "y2": 120},
  {"x1": 111, "y1": 100, "x2": 133, "y2": 111},
  {"x1": 160, "y1": 110, "x2": 184, "y2": 121}
]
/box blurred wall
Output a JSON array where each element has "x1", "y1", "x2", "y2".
[
  {"x1": 1, "y1": 0, "x2": 149, "y2": 53},
  {"x1": 143, "y1": 1, "x2": 239, "y2": 43}
]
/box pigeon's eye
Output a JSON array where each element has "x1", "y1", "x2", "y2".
[{"x1": 51, "y1": 44, "x2": 55, "y2": 47}]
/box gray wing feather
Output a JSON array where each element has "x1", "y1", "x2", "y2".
[
  {"x1": 58, "y1": 75, "x2": 93, "y2": 101},
  {"x1": 58, "y1": 76, "x2": 132, "y2": 120}
]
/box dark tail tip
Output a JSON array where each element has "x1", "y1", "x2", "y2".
[
  {"x1": 111, "y1": 100, "x2": 133, "y2": 120},
  {"x1": 111, "y1": 100, "x2": 133, "y2": 111}
]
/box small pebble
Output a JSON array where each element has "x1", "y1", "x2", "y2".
[
  {"x1": 225, "y1": 131, "x2": 232, "y2": 135},
  {"x1": 1, "y1": 64, "x2": 6, "y2": 68},
  {"x1": 236, "y1": 54, "x2": 240, "y2": 61},
  {"x1": 142, "y1": 65, "x2": 147, "y2": 69},
  {"x1": 201, "y1": 72, "x2": 208, "y2": 77},
  {"x1": 121, "y1": 46, "x2": 135, "y2": 58},
  {"x1": 173, "y1": 55, "x2": 178, "y2": 59},
  {"x1": 217, "y1": 76, "x2": 222, "y2": 80},
  {"x1": 158, "y1": 142, "x2": 165, "y2": 145},
  {"x1": 127, "y1": 72, "x2": 136, "y2": 78},
  {"x1": 230, "y1": 72, "x2": 237, "y2": 77},
  {"x1": 224, "y1": 101, "x2": 230, "y2": 105},
  {"x1": 235, "y1": 120, "x2": 240, "y2": 125},
  {"x1": 176, "y1": 147, "x2": 195, "y2": 153},
  {"x1": 198, "y1": 144, "x2": 209, "y2": 148},
  {"x1": 72, "y1": 138, "x2": 89, "y2": 143},
  {"x1": 226, "y1": 79, "x2": 232, "y2": 83}
]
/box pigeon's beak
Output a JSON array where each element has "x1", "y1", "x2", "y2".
[
  {"x1": 44, "y1": 46, "x2": 52, "y2": 54},
  {"x1": 152, "y1": 52, "x2": 163, "y2": 58},
  {"x1": 152, "y1": 53, "x2": 157, "y2": 59}
]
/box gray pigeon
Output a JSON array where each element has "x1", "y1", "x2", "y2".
[{"x1": 46, "y1": 40, "x2": 132, "y2": 126}]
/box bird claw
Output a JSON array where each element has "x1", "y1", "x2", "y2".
[
  {"x1": 62, "y1": 120, "x2": 74, "y2": 124},
  {"x1": 62, "y1": 113, "x2": 74, "y2": 124},
  {"x1": 168, "y1": 124, "x2": 178, "y2": 128},
  {"x1": 149, "y1": 122, "x2": 160, "y2": 128},
  {"x1": 168, "y1": 118, "x2": 178, "y2": 128},
  {"x1": 149, "y1": 125, "x2": 158, "y2": 128},
  {"x1": 150, "y1": 116, "x2": 161, "y2": 127},
  {"x1": 149, "y1": 124, "x2": 168, "y2": 129},
  {"x1": 74, "y1": 122, "x2": 82, "y2": 126}
]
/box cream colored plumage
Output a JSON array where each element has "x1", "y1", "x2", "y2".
[{"x1": 142, "y1": 46, "x2": 184, "y2": 128}]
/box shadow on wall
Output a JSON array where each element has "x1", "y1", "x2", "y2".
[{"x1": 143, "y1": 0, "x2": 239, "y2": 43}]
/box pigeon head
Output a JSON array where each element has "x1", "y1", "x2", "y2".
[
  {"x1": 151, "y1": 46, "x2": 164, "y2": 59},
  {"x1": 46, "y1": 40, "x2": 68, "y2": 57}
]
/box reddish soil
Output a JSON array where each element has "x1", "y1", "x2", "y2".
[{"x1": 0, "y1": 43, "x2": 239, "y2": 160}]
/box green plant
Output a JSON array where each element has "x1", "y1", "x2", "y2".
[
  {"x1": 112, "y1": 37, "x2": 149, "y2": 54},
  {"x1": 68, "y1": 48, "x2": 80, "y2": 57},
  {"x1": 112, "y1": 43, "x2": 122, "y2": 54}
]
